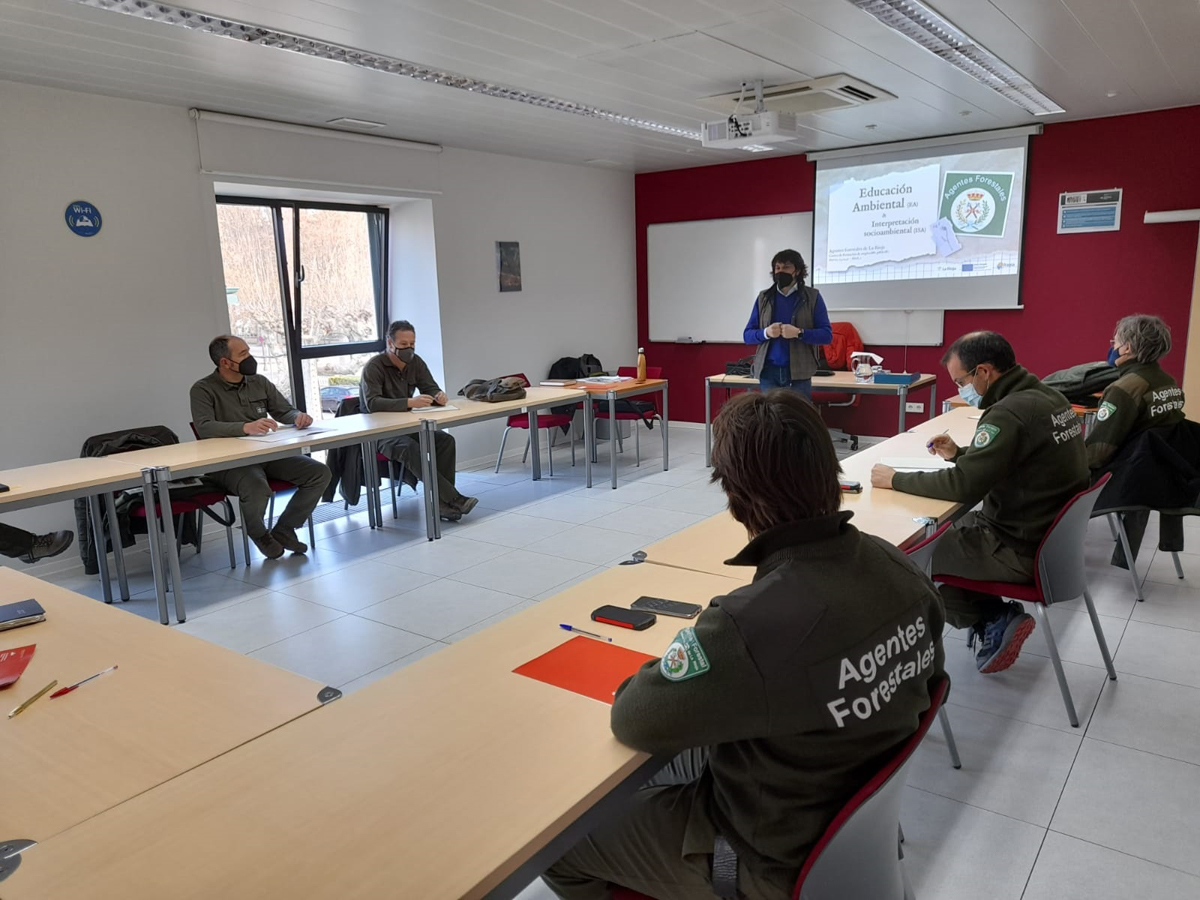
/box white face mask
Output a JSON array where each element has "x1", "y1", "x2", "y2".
[{"x1": 957, "y1": 382, "x2": 983, "y2": 408}]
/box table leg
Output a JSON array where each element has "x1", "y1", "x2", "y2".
[
  {"x1": 928, "y1": 381, "x2": 937, "y2": 422},
  {"x1": 897, "y1": 386, "x2": 908, "y2": 433},
  {"x1": 361, "y1": 443, "x2": 376, "y2": 530},
  {"x1": 583, "y1": 403, "x2": 593, "y2": 489},
  {"x1": 155, "y1": 467, "x2": 187, "y2": 624},
  {"x1": 609, "y1": 391, "x2": 618, "y2": 490},
  {"x1": 422, "y1": 421, "x2": 442, "y2": 540},
  {"x1": 661, "y1": 382, "x2": 669, "y2": 472},
  {"x1": 103, "y1": 490, "x2": 130, "y2": 601},
  {"x1": 527, "y1": 407, "x2": 542, "y2": 481},
  {"x1": 87, "y1": 494, "x2": 114, "y2": 605},
  {"x1": 139, "y1": 468, "x2": 169, "y2": 625},
  {"x1": 367, "y1": 441, "x2": 383, "y2": 528},
  {"x1": 704, "y1": 378, "x2": 712, "y2": 467}
]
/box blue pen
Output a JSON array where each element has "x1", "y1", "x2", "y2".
[
  {"x1": 926, "y1": 428, "x2": 949, "y2": 450},
  {"x1": 560, "y1": 623, "x2": 612, "y2": 642}
]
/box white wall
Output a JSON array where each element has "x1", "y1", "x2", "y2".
[
  {"x1": 0, "y1": 82, "x2": 227, "y2": 536},
  {"x1": 0, "y1": 79, "x2": 635, "y2": 536}
]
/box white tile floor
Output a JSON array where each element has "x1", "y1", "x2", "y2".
[{"x1": 26, "y1": 422, "x2": 1200, "y2": 900}]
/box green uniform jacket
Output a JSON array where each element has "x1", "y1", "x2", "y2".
[
  {"x1": 189, "y1": 370, "x2": 300, "y2": 439},
  {"x1": 1086, "y1": 361, "x2": 1185, "y2": 470},
  {"x1": 610, "y1": 512, "x2": 946, "y2": 878},
  {"x1": 892, "y1": 366, "x2": 1089, "y2": 553},
  {"x1": 359, "y1": 352, "x2": 441, "y2": 413}
]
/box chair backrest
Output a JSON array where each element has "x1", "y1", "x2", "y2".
[
  {"x1": 335, "y1": 395, "x2": 362, "y2": 417},
  {"x1": 188, "y1": 422, "x2": 199, "y2": 440},
  {"x1": 903, "y1": 520, "x2": 952, "y2": 578},
  {"x1": 1034, "y1": 472, "x2": 1111, "y2": 603},
  {"x1": 793, "y1": 677, "x2": 949, "y2": 900}
]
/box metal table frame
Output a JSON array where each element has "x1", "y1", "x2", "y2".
[{"x1": 582, "y1": 382, "x2": 670, "y2": 490}]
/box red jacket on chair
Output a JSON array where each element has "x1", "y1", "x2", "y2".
[{"x1": 823, "y1": 322, "x2": 865, "y2": 371}]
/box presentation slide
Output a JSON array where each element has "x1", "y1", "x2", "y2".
[{"x1": 812, "y1": 137, "x2": 1028, "y2": 310}]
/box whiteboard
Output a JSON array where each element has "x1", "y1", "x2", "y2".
[
  {"x1": 648, "y1": 214, "x2": 813, "y2": 344},
  {"x1": 647, "y1": 214, "x2": 945, "y2": 347}
]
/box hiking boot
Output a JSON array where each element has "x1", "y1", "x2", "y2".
[
  {"x1": 22, "y1": 530, "x2": 74, "y2": 564},
  {"x1": 439, "y1": 503, "x2": 462, "y2": 522},
  {"x1": 251, "y1": 533, "x2": 286, "y2": 560},
  {"x1": 270, "y1": 526, "x2": 309, "y2": 554},
  {"x1": 968, "y1": 602, "x2": 1036, "y2": 674},
  {"x1": 455, "y1": 496, "x2": 479, "y2": 516}
]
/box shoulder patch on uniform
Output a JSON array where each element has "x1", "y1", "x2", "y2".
[
  {"x1": 660, "y1": 627, "x2": 711, "y2": 682},
  {"x1": 973, "y1": 423, "x2": 1000, "y2": 448},
  {"x1": 1097, "y1": 400, "x2": 1117, "y2": 422}
]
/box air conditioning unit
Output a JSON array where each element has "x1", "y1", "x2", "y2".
[
  {"x1": 699, "y1": 74, "x2": 895, "y2": 117},
  {"x1": 701, "y1": 110, "x2": 801, "y2": 149}
]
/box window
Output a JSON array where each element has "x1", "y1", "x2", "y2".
[{"x1": 215, "y1": 198, "x2": 389, "y2": 420}]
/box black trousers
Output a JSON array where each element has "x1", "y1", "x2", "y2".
[{"x1": 0, "y1": 522, "x2": 34, "y2": 559}]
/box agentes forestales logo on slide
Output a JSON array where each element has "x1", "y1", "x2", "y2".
[{"x1": 940, "y1": 172, "x2": 1014, "y2": 237}]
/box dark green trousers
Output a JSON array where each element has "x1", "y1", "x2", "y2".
[
  {"x1": 0, "y1": 522, "x2": 34, "y2": 559},
  {"x1": 932, "y1": 512, "x2": 1035, "y2": 630},
  {"x1": 378, "y1": 431, "x2": 467, "y2": 507},
  {"x1": 543, "y1": 750, "x2": 794, "y2": 900},
  {"x1": 206, "y1": 455, "x2": 330, "y2": 539}
]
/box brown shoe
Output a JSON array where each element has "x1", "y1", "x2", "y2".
[
  {"x1": 271, "y1": 526, "x2": 309, "y2": 554},
  {"x1": 438, "y1": 503, "x2": 463, "y2": 522},
  {"x1": 251, "y1": 533, "x2": 286, "y2": 560},
  {"x1": 455, "y1": 496, "x2": 479, "y2": 516}
]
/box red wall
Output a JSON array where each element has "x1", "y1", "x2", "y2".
[{"x1": 636, "y1": 106, "x2": 1200, "y2": 432}]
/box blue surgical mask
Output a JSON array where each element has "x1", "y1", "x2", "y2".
[
  {"x1": 1107, "y1": 347, "x2": 1120, "y2": 366},
  {"x1": 958, "y1": 382, "x2": 983, "y2": 408}
]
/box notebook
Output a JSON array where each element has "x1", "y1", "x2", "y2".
[
  {"x1": 0, "y1": 644, "x2": 36, "y2": 689},
  {"x1": 880, "y1": 456, "x2": 956, "y2": 472},
  {"x1": 514, "y1": 636, "x2": 657, "y2": 704}
]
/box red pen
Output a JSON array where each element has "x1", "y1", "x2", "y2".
[{"x1": 50, "y1": 665, "x2": 118, "y2": 699}]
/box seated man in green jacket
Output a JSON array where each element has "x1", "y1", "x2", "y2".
[
  {"x1": 872, "y1": 331, "x2": 1089, "y2": 675},
  {"x1": 190, "y1": 335, "x2": 331, "y2": 561},
  {"x1": 359, "y1": 320, "x2": 476, "y2": 522},
  {"x1": 544, "y1": 390, "x2": 945, "y2": 900},
  {"x1": 1088, "y1": 314, "x2": 1185, "y2": 566}
]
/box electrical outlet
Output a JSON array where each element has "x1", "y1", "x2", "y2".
[{"x1": 905, "y1": 402, "x2": 925, "y2": 413}]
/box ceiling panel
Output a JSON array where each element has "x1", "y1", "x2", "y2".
[{"x1": 0, "y1": 0, "x2": 1198, "y2": 173}]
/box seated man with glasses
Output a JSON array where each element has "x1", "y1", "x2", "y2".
[{"x1": 871, "y1": 331, "x2": 1088, "y2": 675}]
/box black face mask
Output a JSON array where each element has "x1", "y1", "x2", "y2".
[
  {"x1": 236, "y1": 355, "x2": 258, "y2": 377},
  {"x1": 774, "y1": 271, "x2": 795, "y2": 290},
  {"x1": 393, "y1": 347, "x2": 415, "y2": 364}
]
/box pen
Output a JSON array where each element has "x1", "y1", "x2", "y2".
[
  {"x1": 8, "y1": 680, "x2": 57, "y2": 718},
  {"x1": 559, "y1": 624, "x2": 612, "y2": 642},
  {"x1": 50, "y1": 665, "x2": 117, "y2": 699},
  {"x1": 926, "y1": 428, "x2": 950, "y2": 450}
]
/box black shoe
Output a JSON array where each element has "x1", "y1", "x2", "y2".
[
  {"x1": 22, "y1": 530, "x2": 74, "y2": 564},
  {"x1": 270, "y1": 526, "x2": 309, "y2": 554}
]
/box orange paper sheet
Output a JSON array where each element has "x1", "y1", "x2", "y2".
[{"x1": 514, "y1": 636, "x2": 657, "y2": 704}]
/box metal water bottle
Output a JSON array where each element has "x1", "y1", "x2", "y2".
[{"x1": 636, "y1": 348, "x2": 647, "y2": 383}]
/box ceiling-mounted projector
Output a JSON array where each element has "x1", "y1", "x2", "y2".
[{"x1": 701, "y1": 110, "x2": 800, "y2": 149}]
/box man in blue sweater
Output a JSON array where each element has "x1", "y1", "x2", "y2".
[{"x1": 743, "y1": 249, "x2": 832, "y2": 400}]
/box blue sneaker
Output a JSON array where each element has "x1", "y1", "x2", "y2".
[{"x1": 968, "y1": 602, "x2": 1035, "y2": 674}]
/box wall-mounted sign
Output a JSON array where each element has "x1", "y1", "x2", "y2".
[
  {"x1": 65, "y1": 201, "x2": 102, "y2": 237},
  {"x1": 1058, "y1": 189, "x2": 1121, "y2": 234}
]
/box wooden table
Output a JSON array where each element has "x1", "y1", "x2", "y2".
[
  {"x1": 0, "y1": 565, "x2": 743, "y2": 900},
  {"x1": 413, "y1": 387, "x2": 588, "y2": 538},
  {"x1": 0, "y1": 570, "x2": 328, "y2": 850},
  {"x1": 647, "y1": 406, "x2": 981, "y2": 578},
  {"x1": 704, "y1": 371, "x2": 938, "y2": 465},
  {"x1": 572, "y1": 378, "x2": 669, "y2": 490}
]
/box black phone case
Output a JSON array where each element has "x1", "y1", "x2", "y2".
[{"x1": 591, "y1": 604, "x2": 656, "y2": 631}]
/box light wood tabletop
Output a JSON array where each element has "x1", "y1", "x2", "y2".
[
  {"x1": 647, "y1": 405, "x2": 981, "y2": 577},
  {"x1": 573, "y1": 377, "x2": 667, "y2": 395},
  {"x1": 708, "y1": 371, "x2": 936, "y2": 394},
  {"x1": 0, "y1": 569, "x2": 328, "y2": 843},
  {"x1": 1, "y1": 564, "x2": 743, "y2": 900},
  {"x1": 416, "y1": 386, "x2": 588, "y2": 427},
  {"x1": 0, "y1": 457, "x2": 146, "y2": 510}
]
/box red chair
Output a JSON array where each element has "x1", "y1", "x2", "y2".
[
  {"x1": 614, "y1": 678, "x2": 952, "y2": 900},
  {"x1": 493, "y1": 373, "x2": 575, "y2": 476},
  {"x1": 592, "y1": 366, "x2": 663, "y2": 467},
  {"x1": 129, "y1": 491, "x2": 238, "y2": 572},
  {"x1": 936, "y1": 474, "x2": 1118, "y2": 727}
]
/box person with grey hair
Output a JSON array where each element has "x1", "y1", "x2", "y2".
[
  {"x1": 1087, "y1": 314, "x2": 1185, "y2": 471},
  {"x1": 190, "y1": 335, "x2": 331, "y2": 560}
]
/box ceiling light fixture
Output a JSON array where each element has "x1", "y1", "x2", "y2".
[
  {"x1": 846, "y1": 0, "x2": 1065, "y2": 116},
  {"x1": 72, "y1": 0, "x2": 700, "y2": 140}
]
